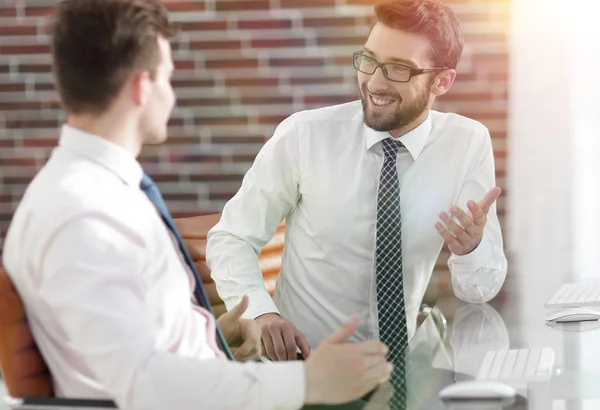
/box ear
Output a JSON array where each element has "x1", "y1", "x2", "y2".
[
  {"x1": 131, "y1": 70, "x2": 153, "y2": 107},
  {"x1": 431, "y1": 69, "x2": 456, "y2": 97}
]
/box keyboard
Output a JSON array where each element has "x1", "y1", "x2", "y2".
[
  {"x1": 545, "y1": 283, "x2": 600, "y2": 308},
  {"x1": 476, "y1": 347, "x2": 555, "y2": 384}
]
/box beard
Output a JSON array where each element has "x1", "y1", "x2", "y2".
[{"x1": 360, "y1": 78, "x2": 433, "y2": 132}]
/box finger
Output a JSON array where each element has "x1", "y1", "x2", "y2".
[
  {"x1": 281, "y1": 326, "x2": 298, "y2": 360},
  {"x1": 270, "y1": 329, "x2": 288, "y2": 361},
  {"x1": 438, "y1": 212, "x2": 470, "y2": 244},
  {"x1": 261, "y1": 333, "x2": 277, "y2": 361},
  {"x1": 364, "y1": 381, "x2": 394, "y2": 410},
  {"x1": 245, "y1": 320, "x2": 263, "y2": 357},
  {"x1": 236, "y1": 340, "x2": 260, "y2": 361},
  {"x1": 449, "y1": 205, "x2": 477, "y2": 235},
  {"x1": 435, "y1": 222, "x2": 461, "y2": 250},
  {"x1": 228, "y1": 295, "x2": 249, "y2": 321},
  {"x1": 295, "y1": 330, "x2": 312, "y2": 359},
  {"x1": 355, "y1": 340, "x2": 389, "y2": 356},
  {"x1": 322, "y1": 314, "x2": 359, "y2": 345},
  {"x1": 359, "y1": 362, "x2": 394, "y2": 397},
  {"x1": 466, "y1": 200, "x2": 487, "y2": 227},
  {"x1": 478, "y1": 186, "x2": 501, "y2": 214}
]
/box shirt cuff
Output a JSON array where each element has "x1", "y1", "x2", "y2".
[
  {"x1": 449, "y1": 232, "x2": 493, "y2": 269},
  {"x1": 242, "y1": 288, "x2": 281, "y2": 320},
  {"x1": 259, "y1": 361, "x2": 306, "y2": 410}
]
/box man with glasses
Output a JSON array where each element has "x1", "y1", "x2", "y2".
[{"x1": 207, "y1": 0, "x2": 507, "y2": 367}]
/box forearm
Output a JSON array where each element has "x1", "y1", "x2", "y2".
[{"x1": 207, "y1": 230, "x2": 280, "y2": 319}]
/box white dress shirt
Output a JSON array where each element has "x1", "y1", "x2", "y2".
[
  {"x1": 2, "y1": 125, "x2": 305, "y2": 410},
  {"x1": 207, "y1": 101, "x2": 507, "y2": 349}
]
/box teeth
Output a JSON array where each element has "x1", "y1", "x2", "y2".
[{"x1": 372, "y1": 97, "x2": 392, "y2": 106}]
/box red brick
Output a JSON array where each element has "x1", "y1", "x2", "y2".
[
  {"x1": 0, "y1": 157, "x2": 37, "y2": 167},
  {"x1": 178, "y1": 97, "x2": 232, "y2": 107},
  {"x1": 6, "y1": 119, "x2": 59, "y2": 129},
  {"x1": 25, "y1": 7, "x2": 55, "y2": 17},
  {"x1": 304, "y1": 95, "x2": 355, "y2": 105},
  {"x1": 317, "y1": 36, "x2": 364, "y2": 46},
  {"x1": 0, "y1": 26, "x2": 37, "y2": 36},
  {"x1": 165, "y1": 136, "x2": 202, "y2": 146},
  {"x1": 0, "y1": 45, "x2": 50, "y2": 55},
  {"x1": 195, "y1": 116, "x2": 249, "y2": 126},
  {"x1": 238, "y1": 19, "x2": 292, "y2": 30},
  {"x1": 0, "y1": 83, "x2": 26, "y2": 92},
  {"x1": 180, "y1": 21, "x2": 228, "y2": 31},
  {"x1": 18, "y1": 64, "x2": 51, "y2": 73},
  {"x1": 209, "y1": 191, "x2": 239, "y2": 201},
  {"x1": 303, "y1": 17, "x2": 358, "y2": 27},
  {"x1": 22, "y1": 138, "x2": 58, "y2": 148},
  {"x1": 2, "y1": 175, "x2": 35, "y2": 185},
  {"x1": 34, "y1": 83, "x2": 55, "y2": 91},
  {"x1": 290, "y1": 76, "x2": 346, "y2": 85},
  {"x1": 0, "y1": 8, "x2": 17, "y2": 18},
  {"x1": 215, "y1": 1, "x2": 270, "y2": 11},
  {"x1": 225, "y1": 77, "x2": 279, "y2": 87},
  {"x1": 164, "y1": 1, "x2": 205, "y2": 12},
  {"x1": 171, "y1": 79, "x2": 215, "y2": 88},
  {"x1": 258, "y1": 115, "x2": 289, "y2": 125},
  {"x1": 163, "y1": 193, "x2": 200, "y2": 201},
  {"x1": 332, "y1": 56, "x2": 353, "y2": 65},
  {"x1": 167, "y1": 118, "x2": 185, "y2": 127},
  {"x1": 190, "y1": 40, "x2": 242, "y2": 50},
  {"x1": 280, "y1": 0, "x2": 336, "y2": 7},
  {"x1": 210, "y1": 136, "x2": 266, "y2": 145},
  {"x1": 174, "y1": 60, "x2": 195, "y2": 70},
  {"x1": 0, "y1": 101, "x2": 60, "y2": 111},
  {"x1": 251, "y1": 38, "x2": 306, "y2": 48},
  {"x1": 269, "y1": 57, "x2": 325, "y2": 67},
  {"x1": 250, "y1": 38, "x2": 306, "y2": 48},
  {"x1": 241, "y1": 96, "x2": 294, "y2": 105},
  {"x1": 190, "y1": 173, "x2": 244, "y2": 182},
  {"x1": 0, "y1": 139, "x2": 15, "y2": 148},
  {"x1": 205, "y1": 58, "x2": 259, "y2": 69}
]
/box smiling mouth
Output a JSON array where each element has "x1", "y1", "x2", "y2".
[{"x1": 369, "y1": 94, "x2": 395, "y2": 107}]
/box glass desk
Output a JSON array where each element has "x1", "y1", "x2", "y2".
[{"x1": 6, "y1": 288, "x2": 600, "y2": 409}]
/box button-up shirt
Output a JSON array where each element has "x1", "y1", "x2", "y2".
[
  {"x1": 207, "y1": 101, "x2": 507, "y2": 348},
  {"x1": 2, "y1": 125, "x2": 305, "y2": 410}
]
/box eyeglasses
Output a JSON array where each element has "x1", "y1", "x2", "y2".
[{"x1": 352, "y1": 51, "x2": 449, "y2": 83}]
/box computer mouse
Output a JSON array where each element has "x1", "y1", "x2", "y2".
[
  {"x1": 544, "y1": 307, "x2": 600, "y2": 323},
  {"x1": 439, "y1": 380, "x2": 517, "y2": 401}
]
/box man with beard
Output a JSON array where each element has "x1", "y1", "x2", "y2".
[{"x1": 206, "y1": 0, "x2": 507, "y2": 364}]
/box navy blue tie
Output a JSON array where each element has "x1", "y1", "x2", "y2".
[{"x1": 140, "y1": 173, "x2": 233, "y2": 360}]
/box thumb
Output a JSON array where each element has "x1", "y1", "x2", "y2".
[
  {"x1": 228, "y1": 295, "x2": 249, "y2": 321},
  {"x1": 322, "y1": 314, "x2": 359, "y2": 345}
]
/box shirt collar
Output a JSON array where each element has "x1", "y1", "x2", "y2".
[
  {"x1": 58, "y1": 124, "x2": 144, "y2": 187},
  {"x1": 364, "y1": 111, "x2": 432, "y2": 160}
]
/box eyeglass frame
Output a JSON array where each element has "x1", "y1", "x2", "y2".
[{"x1": 352, "y1": 51, "x2": 450, "y2": 83}]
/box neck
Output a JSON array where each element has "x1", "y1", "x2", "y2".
[
  {"x1": 67, "y1": 110, "x2": 142, "y2": 157},
  {"x1": 388, "y1": 109, "x2": 430, "y2": 139}
]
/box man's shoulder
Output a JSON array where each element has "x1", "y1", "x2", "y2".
[{"x1": 431, "y1": 110, "x2": 490, "y2": 138}]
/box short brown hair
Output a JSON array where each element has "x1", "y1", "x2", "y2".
[
  {"x1": 50, "y1": 0, "x2": 179, "y2": 114},
  {"x1": 374, "y1": 0, "x2": 464, "y2": 68}
]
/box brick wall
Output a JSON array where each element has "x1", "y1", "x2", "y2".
[{"x1": 0, "y1": 0, "x2": 509, "y2": 299}]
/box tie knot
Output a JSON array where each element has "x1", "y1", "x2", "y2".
[{"x1": 381, "y1": 138, "x2": 401, "y2": 162}]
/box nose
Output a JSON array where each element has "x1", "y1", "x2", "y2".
[{"x1": 366, "y1": 66, "x2": 391, "y2": 95}]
